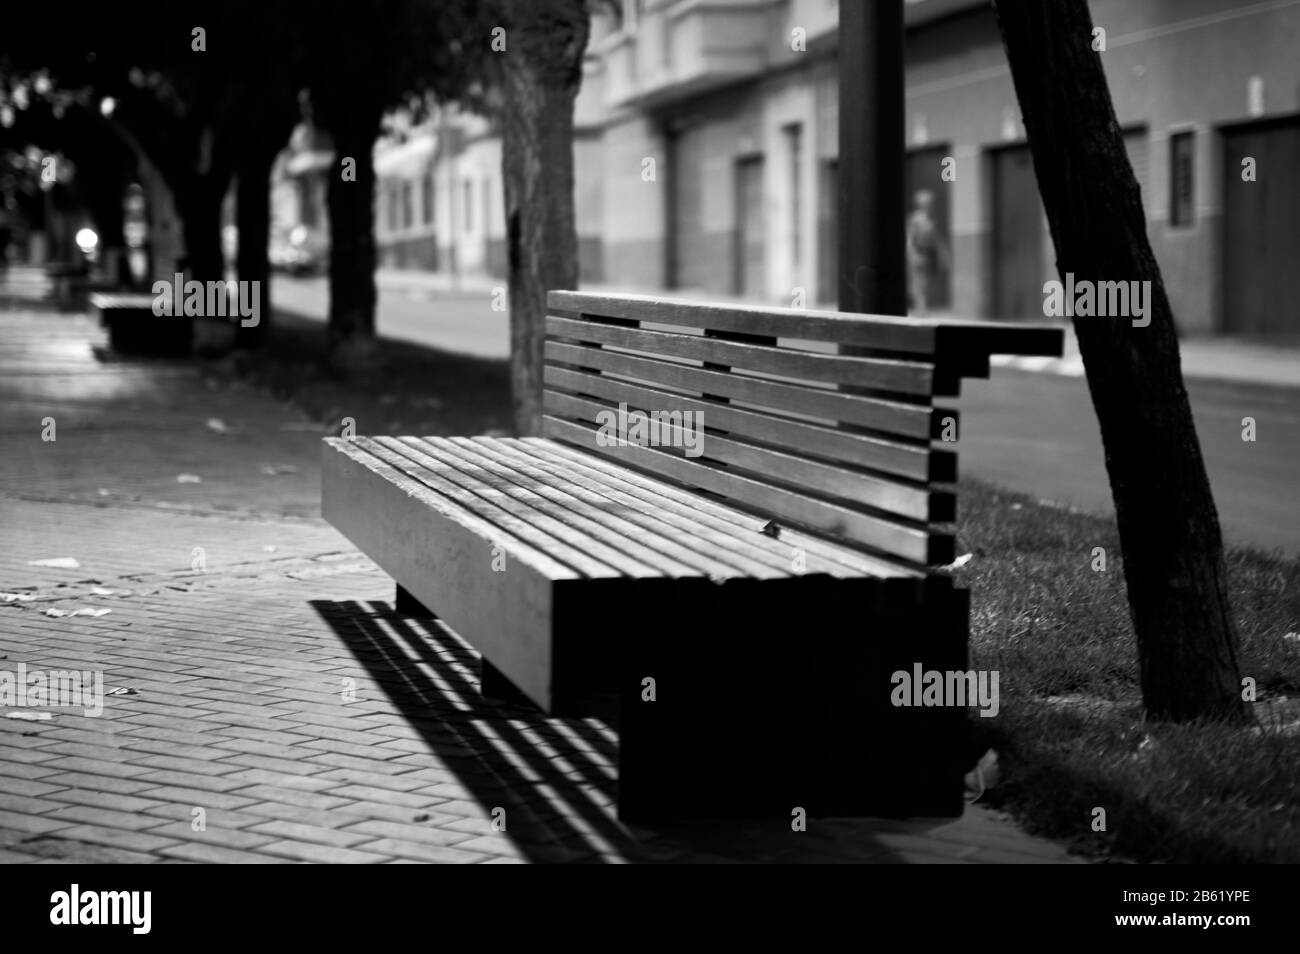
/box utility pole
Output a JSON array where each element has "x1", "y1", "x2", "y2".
[{"x1": 837, "y1": 0, "x2": 906, "y2": 317}]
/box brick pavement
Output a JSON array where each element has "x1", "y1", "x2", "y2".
[{"x1": 0, "y1": 306, "x2": 1083, "y2": 863}]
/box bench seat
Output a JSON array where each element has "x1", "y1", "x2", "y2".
[
  {"x1": 324, "y1": 433, "x2": 970, "y2": 819},
  {"x1": 90, "y1": 292, "x2": 192, "y2": 356}
]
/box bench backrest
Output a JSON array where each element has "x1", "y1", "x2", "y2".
[{"x1": 543, "y1": 291, "x2": 1062, "y2": 569}]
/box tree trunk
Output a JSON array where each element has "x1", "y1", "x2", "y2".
[
  {"x1": 993, "y1": 0, "x2": 1249, "y2": 723},
  {"x1": 177, "y1": 178, "x2": 227, "y2": 284},
  {"x1": 326, "y1": 109, "x2": 381, "y2": 364},
  {"x1": 235, "y1": 148, "x2": 276, "y2": 349},
  {"x1": 497, "y1": 0, "x2": 590, "y2": 435}
]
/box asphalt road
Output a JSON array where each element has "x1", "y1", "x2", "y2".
[{"x1": 275, "y1": 275, "x2": 1299, "y2": 555}]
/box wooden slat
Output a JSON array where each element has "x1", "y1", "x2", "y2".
[
  {"x1": 506, "y1": 438, "x2": 895, "y2": 579},
  {"x1": 543, "y1": 417, "x2": 952, "y2": 566},
  {"x1": 457, "y1": 437, "x2": 783, "y2": 579},
  {"x1": 548, "y1": 315, "x2": 936, "y2": 394},
  {"x1": 378, "y1": 437, "x2": 667, "y2": 578},
  {"x1": 544, "y1": 365, "x2": 955, "y2": 482},
  {"x1": 938, "y1": 322, "x2": 1065, "y2": 360},
  {"x1": 527, "y1": 438, "x2": 928, "y2": 580},
  {"x1": 322, "y1": 438, "x2": 565, "y2": 709},
  {"x1": 357, "y1": 437, "x2": 624, "y2": 579},
  {"x1": 543, "y1": 391, "x2": 954, "y2": 523},
  {"x1": 549, "y1": 290, "x2": 943, "y2": 353},
  {"x1": 490, "y1": 438, "x2": 816, "y2": 578},
  {"x1": 544, "y1": 341, "x2": 937, "y2": 440},
  {"x1": 429, "y1": 436, "x2": 728, "y2": 579},
  {"x1": 548, "y1": 290, "x2": 1066, "y2": 361}
]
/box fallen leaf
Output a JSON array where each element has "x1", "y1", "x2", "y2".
[
  {"x1": 944, "y1": 553, "x2": 974, "y2": 571},
  {"x1": 28, "y1": 557, "x2": 80, "y2": 569},
  {"x1": 72, "y1": 608, "x2": 111, "y2": 618},
  {"x1": 1284, "y1": 632, "x2": 1299, "y2": 644},
  {"x1": 177, "y1": 474, "x2": 202, "y2": 484},
  {"x1": 263, "y1": 545, "x2": 277, "y2": 552},
  {"x1": 105, "y1": 687, "x2": 138, "y2": 696},
  {"x1": 89, "y1": 587, "x2": 115, "y2": 596},
  {"x1": 6, "y1": 711, "x2": 52, "y2": 721},
  {"x1": 206, "y1": 417, "x2": 229, "y2": 434},
  {"x1": 0, "y1": 593, "x2": 36, "y2": 603},
  {"x1": 43, "y1": 608, "x2": 69, "y2": 617}
]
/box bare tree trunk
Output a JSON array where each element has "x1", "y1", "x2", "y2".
[
  {"x1": 177, "y1": 178, "x2": 227, "y2": 284},
  {"x1": 993, "y1": 0, "x2": 1249, "y2": 724},
  {"x1": 235, "y1": 102, "x2": 297, "y2": 349},
  {"x1": 326, "y1": 108, "x2": 381, "y2": 366},
  {"x1": 497, "y1": 0, "x2": 589, "y2": 435},
  {"x1": 235, "y1": 149, "x2": 274, "y2": 349}
]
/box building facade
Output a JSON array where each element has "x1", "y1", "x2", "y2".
[{"x1": 279, "y1": 0, "x2": 1300, "y2": 337}]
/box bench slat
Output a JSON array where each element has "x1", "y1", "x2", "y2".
[
  {"x1": 489, "y1": 438, "x2": 821, "y2": 577},
  {"x1": 379, "y1": 437, "x2": 668, "y2": 578},
  {"x1": 550, "y1": 291, "x2": 1066, "y2": 361},
  {"x1": 432, "y1": 436, "x2": 747, "y2": 579},
  {"x1": 544, "y1": 390, "x2": 954, "y2": 523},
  {"x1": 358, "y1": 437, "x2": 624, "y2": 579},
  {"x1": 324, "y1": 437, "x2": 580, "y2": 581},
  {"x1": 451, "y1": 437, "x2": 786, "y2": 579},
  {"x1": 549, "y1": 290, "x2": 942, "y2": 353},
  {"x1": 547, "y1": 315, "x2": 936, "y2": 395},
  {"x1": 545, "y1": 341, "x2": 938, "y2": 440},
  {"x1": 544, "y1": 366, "x2": 954, "y2": 482},
  {"x1": 543, "y1": 417, "x2": 953, "y2": 566},
  {"x1": 510, "y1": 439, "x2": 919, "y2": 579},
  {"x1": 323, "y1": 438, "x2": 565, "y2": 709}
]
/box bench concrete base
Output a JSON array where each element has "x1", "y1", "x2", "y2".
[{"x1": 615, "y1": 578, "x2": 969, "y2": 821}]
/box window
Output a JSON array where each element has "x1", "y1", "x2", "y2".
[
  {"x1": 1169, "y1": 130, "x2": 1195, "y2": 227},
  {"x1": 463, "y1": 178, "x2": 474, "y2": 233},
  {"x1": 483, "y1": 178, "x2": 493, "y2": 233},
  {"x1": 401, "y1": 180, "x2": 413, "y2": 230},
  {"x1": 784, "y1": 123, "x2": 803, "y2": 271},
  {"x1": 423, "y1": 170, "x2": 435, "y2": 225},
  {"x1": 386, "y1": 182, "x2": 398, "y2": 232}
]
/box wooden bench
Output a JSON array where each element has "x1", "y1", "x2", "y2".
[
  {"x1": 90, "y1": 292, "x2": 192, "y2": 356},
  {"x1": 322, "y1": 291, "x2": 1063, "y2": 821}
]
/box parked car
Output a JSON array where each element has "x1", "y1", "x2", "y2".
[{"x1": 269, "y1": 224, "x2": 328, "y2": 275}]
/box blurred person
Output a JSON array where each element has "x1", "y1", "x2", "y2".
[{"x1": 906, "y1": 189, "x2": 949, "y2": 316}]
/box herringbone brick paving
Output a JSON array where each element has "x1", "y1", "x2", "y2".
[{"x1": 0, "y1": 307, "x2": 1083, "y2": 863}]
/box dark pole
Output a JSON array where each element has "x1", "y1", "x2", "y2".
[{"x1": 838, "y1": 0, "x2": 907, "y2": 317}]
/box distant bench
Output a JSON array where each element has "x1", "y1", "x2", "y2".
[
  {"x1": 322, "y1": 291, "x2": 1063, "y2": 821},
  {"x1": 89, "y1": 292, "x2": 191, "y2": 356}
]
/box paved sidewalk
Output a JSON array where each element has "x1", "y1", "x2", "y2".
[{"x1": 0, "y1": 306, "x2": 1083, "y2": 863}]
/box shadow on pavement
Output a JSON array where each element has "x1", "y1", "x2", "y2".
[{"x1": 311, "y1": 598, "x2": 913, "y2": 864}]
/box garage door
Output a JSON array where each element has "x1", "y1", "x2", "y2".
[{"x1": 1222, "y1": 116, "x2": 1300, "y2": 335}]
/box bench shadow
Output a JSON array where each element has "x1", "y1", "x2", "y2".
[{"x1": 310, "y1": 598, "x2": 929, "y2": 864}]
